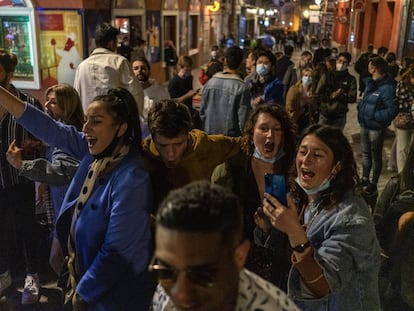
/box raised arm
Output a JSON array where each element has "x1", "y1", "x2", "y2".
[
  {"x1": 0, "y1": 86, "x2": 88, "y2": 158},
  {"x1": 0, "y1": 85, "x2": 26, "y2": 117}
]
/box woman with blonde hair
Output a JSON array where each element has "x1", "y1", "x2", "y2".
[{"x1": 286, "y1": 66, "x2": 317, "y2": 134}]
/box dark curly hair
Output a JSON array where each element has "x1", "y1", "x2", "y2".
[
  {"x1": 290, "y1": 124, "x2": 361, "y2": 208},
  {"x1": 240, "y1": 104, "x2": 297, "y2": 175},
  {"x1": 93, "y1": 87, "x2": 142, "y2": 149}
]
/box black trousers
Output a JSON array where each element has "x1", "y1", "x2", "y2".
[{"x1": 0, "y1": 182, "x2": 39, "y2": 274}]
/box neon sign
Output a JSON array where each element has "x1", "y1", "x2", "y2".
[{"x1": 207, "y1": 1, "x2": 220, "y2": 12}]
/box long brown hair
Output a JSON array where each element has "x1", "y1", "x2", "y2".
[
  {"x1": 45, "y1": 84, "x2": 84, "y2": 131},
  {"x1": 290, "y1": 124, "x2": 361, "y2": 208},
  {"x1": 240, "y1": 104, "x2": 297, "y2": 175}
]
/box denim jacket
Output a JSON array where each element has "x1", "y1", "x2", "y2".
[
  {"x1": 200, "y1": 72, "x2": 251, "y2": 136},
  {"x1": 289, "y1": 192, "x2": 381, "y2": 311}
]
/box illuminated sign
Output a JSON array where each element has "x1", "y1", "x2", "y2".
[{"x1": 207, "y1": 1, "x2": 220, "y2": 12}]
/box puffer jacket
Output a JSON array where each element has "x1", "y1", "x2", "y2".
[{"x1": 358, "y1": 74, "x2": 398, "y2": 130}]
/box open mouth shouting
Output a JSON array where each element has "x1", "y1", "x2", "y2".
[
  {"x1": 264, "y1": 141, "x2": 275, "y2": 154},
  {"x1": 86, "y1": 136, "x2": 97, "y2": 150},
  {"x1": 301, "y1": 168, "x2": 315, "y2": 180}
]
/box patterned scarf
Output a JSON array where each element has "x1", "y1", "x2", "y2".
[{"x1": 65, "y1": 144, "x2": 130, "y2": 304}]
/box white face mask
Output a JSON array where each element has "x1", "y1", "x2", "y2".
[
  {"x1": 211, "y1": 50, "x2": 217, "y2": 58},
  {"x1": 295, "y1": 176, "x2": 331, "y2": 195},
  {"x1": 295, "y1": 162, "x2": 341, "y2": 196},
  {"x1": 336, "y1": 63, "x2": 347, "y2": 71},
  {"x1": 256, "y1": 63, "x2": 270, "y2": 76},
  {"x1": 302, "y1": 76, "x2": 312, "y2": 86}
]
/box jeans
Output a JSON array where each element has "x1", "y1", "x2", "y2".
[
  {"x1": 360, "y1": 127, "x2": 385, "y2": 184},
  {"x1": 0, "y1": 182, "x2": 39, "y2": 274}
]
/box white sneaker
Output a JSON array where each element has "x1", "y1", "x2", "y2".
[
  {"x1": 0, "y1": 270, "x2": 12, "y2": 297},
  {"x1": 21, "y1": 273, "x2": 40, "y2": 305}
]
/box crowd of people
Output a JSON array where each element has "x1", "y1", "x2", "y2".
[{"x1": 0, "y1": 21, "x2": 413, "y2": 311}]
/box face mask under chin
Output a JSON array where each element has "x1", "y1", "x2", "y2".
[{"x1": 94, "y1": 126, "x2": 123, "y2": 159}]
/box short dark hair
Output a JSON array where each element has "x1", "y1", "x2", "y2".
[
  {"x1": 370, "y1": 56, "x2": 388, "y2": 74},
  {"x1": 284, "y1": 45, "x2": 294, "y2": 56},
  {"x1": 157, "y1": 181, "x2": 243, "y2": 247},
  {"x1": 0, "y1": 49, "x2": 17, "y2": 73},
  {"x1": 338, "y1": 52, "x2": 352, "y2": 63},
  {"x1": 386, "y1": 52, "x2": 396, "y2": 63},
  {"x1": 257, "y1": 50, "x2": 276, "y2": 67},
  {"x1": 95, "y1": 22, "x2": 120, "y2": 48},
  {"x1": 148, "y1": 99, "x2": 193, "y2": 138},
  {"x1": 377, "y1": 46, "x2": 389, "y2": 56},
  {"x1": 225, "y1": 46, "x2": 244, "y2": 70},
  {"x1": 133, "y1": 56, "x2": 151, "y2": 71}
]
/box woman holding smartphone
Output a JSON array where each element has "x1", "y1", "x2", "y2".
[
  {"x1": 212, "y1": 104, "x2": 297, "y2": 289},
  {"x1": 260, "y1": 124, "x2": 380, "y2": 310}
]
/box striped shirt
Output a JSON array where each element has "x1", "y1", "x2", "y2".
[{"x1": 0, "y1": 84, "x2": 43, "y2": 189}]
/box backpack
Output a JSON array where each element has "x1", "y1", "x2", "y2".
[{"x1": 165, "y1": 47, "x2": 177, "y2": 66}]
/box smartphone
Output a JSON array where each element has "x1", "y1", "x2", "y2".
[{"x1": 264, "y1": 174, "x2": 287, "y2": 206}]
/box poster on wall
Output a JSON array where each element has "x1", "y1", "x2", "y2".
[
  {"x1": 38, "y1": 10, "x2": 83, "y2": 87},
  {"x1": 145, "y1": 10, "x2": 161, "y2": 63}
]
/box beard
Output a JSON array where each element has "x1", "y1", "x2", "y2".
[{"x1": 138, "y1": 74, "x2": 149, "y2": 83}]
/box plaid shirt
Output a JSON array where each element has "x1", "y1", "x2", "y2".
[
  {"x1": 396, "y1": 80, "x2": 414, "y2": 113},
  {"x1": 0, "y1": 84, "x2": 43, "y2": 189}
]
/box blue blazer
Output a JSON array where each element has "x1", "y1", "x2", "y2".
[{"x1": 17, "y1": 104, "x2": 154, "y2": 310}]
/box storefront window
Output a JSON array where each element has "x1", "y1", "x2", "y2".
[{"x1": 0, "y1": 15, "x2": 34, "y2": 81}]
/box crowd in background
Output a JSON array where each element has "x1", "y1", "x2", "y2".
[{"x1": 0, "y1": 21, "x2": 413, "y2": 311}]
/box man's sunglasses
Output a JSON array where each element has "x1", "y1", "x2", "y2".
[{"x1": 148, "y1": 256, "x2": 216, "y2": 288}]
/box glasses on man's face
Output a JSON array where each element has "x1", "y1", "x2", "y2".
[{"x1": 148, "y1": 256, "x2": 216, "y2": 288}]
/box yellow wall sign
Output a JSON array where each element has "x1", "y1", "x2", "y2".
[{"x1": 207, "y1": 1, "x2": 220, "y2": 12}]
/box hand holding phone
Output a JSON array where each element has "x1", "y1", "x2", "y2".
[{"x1": 264, "y1": 173, "x2": 287, "y2": 206}]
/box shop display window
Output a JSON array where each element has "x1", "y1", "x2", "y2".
[{"x1": 0, "y1": 8, "x2": 40, "y2": 89}]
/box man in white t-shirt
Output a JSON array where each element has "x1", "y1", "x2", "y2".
[{"x1": 149, "y1": 181, "x2": 300, "y2": 311}]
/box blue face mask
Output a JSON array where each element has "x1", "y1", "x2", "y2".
[
  {"x1": 256, "y1": 63, "x2": 270, "y2": 76},
  {"x1": 295, "y1": 162, "x2": 341, "y2": 195},
  {"x1": 302, "y1": 76, "x2": 312, "y2": 86},
  {"x1": 253, "y1": 147, "x2": 286, "y2": 164}
]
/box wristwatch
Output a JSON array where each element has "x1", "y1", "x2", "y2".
[{"x1": 292, "y1": 241, "x2": 311, "y2": 253}]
